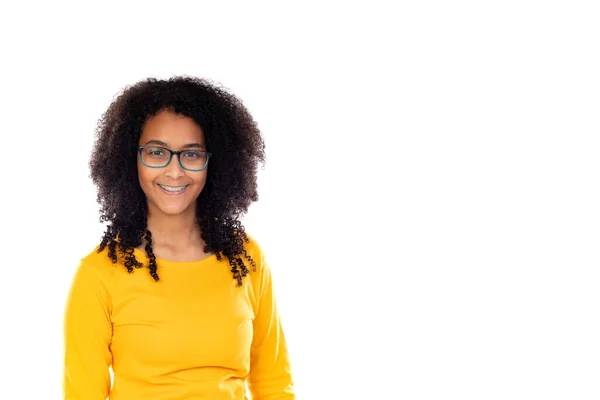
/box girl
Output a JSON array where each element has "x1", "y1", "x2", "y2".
[{"x1": 63, "y1": 76, "x2": 294, "y2": 399}]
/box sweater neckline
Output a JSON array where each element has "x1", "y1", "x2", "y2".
[{"x1": 132, "y1": 246, "x2": 219, "y2": 267}]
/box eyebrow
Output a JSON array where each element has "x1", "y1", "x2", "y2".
[{"x1": 145, "y1": 139, "x2": 206, "y2": 149}]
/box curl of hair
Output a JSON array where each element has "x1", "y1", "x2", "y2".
[{"x1": 90, "y1": 76, "x2": 264, "y2": 286}]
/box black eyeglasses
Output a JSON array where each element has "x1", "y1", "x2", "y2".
[{"x1": 138, "y1": 146, "x2": 211, "y2": 172}]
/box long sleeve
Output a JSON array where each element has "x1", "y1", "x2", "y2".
[
  {"x1": 63, "y1": 261, "x2": 112, "y2": 400},
  {"x1": 247, "y1": 254, "x2": 295, "y2": 400}
]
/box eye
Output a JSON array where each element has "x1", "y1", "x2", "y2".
[
  {"x1": 144, "y1": 147, "x2": 167, "y2": 157},
  {"x1": 183, "y1": 150, "x2": 201, "y2": 158}
]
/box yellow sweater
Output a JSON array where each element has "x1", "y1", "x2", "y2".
[{"x1": 63, "y1": 236, "x2": 294, "y2": 400}]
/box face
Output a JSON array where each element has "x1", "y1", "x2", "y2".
[{"x1": 137, "y1": 109, "x2": 208, "y2": 218}]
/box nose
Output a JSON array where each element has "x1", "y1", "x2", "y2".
[{"x1": 164, "y1": 154, "x2": 185, "y2": 178}]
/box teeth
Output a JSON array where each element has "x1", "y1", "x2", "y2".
[{"x1": 159, "y1": 184, "x2": 187, "y2": 192}]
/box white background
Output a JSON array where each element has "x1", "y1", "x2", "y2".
[{"x1": 0, "y1": 1, "x2": 599, "y2": 399}]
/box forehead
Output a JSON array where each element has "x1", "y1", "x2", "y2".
[{"x1": 139, "y1": 109, "x2": 204, "y2": 145}]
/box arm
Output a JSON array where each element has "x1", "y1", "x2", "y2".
[
  {"x1": 247, "y1": 253, "x2": 295, "y2": 400},
  {"x1": 63, "y1": 261, "x2": 112, "y2": 400}
]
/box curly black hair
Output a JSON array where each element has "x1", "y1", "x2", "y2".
[{"x1": 89, "y1": 76, "x2": 265, "y2": 286}]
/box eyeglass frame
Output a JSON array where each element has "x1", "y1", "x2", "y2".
[{"x1": 138, "y1": 145, "x2": 212, "y2": 172}]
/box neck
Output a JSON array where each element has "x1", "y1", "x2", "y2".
[{"x1": 145, "y1": 206, "x2": 202, "y2": 247}]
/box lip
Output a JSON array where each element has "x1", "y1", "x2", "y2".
[{"x1": 158, "y1": 184, "x2": 189, "y2": 195}]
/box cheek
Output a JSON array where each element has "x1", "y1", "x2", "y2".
[
  {"x1": 192, "y1": 172, "x2": 208, "y2": 189},
  {"x1": 137, "y1": 162, "x2": 156, "y2": 192}
]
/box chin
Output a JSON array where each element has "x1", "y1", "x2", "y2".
[
  {"x1": 161, "y1": 205, "x2": 195, "y2": 216},
  {"x1": 149, "y1": 200, "x2": 196, "y2": 216}
]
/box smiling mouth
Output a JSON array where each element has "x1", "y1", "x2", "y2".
[{"x1": 158, "y1": 184, "x2": 189, "y2": 193}]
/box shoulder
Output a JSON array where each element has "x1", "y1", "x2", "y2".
[
  {"x1": 243, "y1": 232, "x2": 273, "y2": 276},
  {"x1": 243, "y1": 232, "x2": 265, "y2": 263},
  {"x1": 77, "y1": 245, "x2": 119, "y2": 282},
  {"x1": 242, "y1": 232, "x2": 274, "y2": 287},
  {"x1": 65, "y1": 246, "x2": 116, "y2": 304}
]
